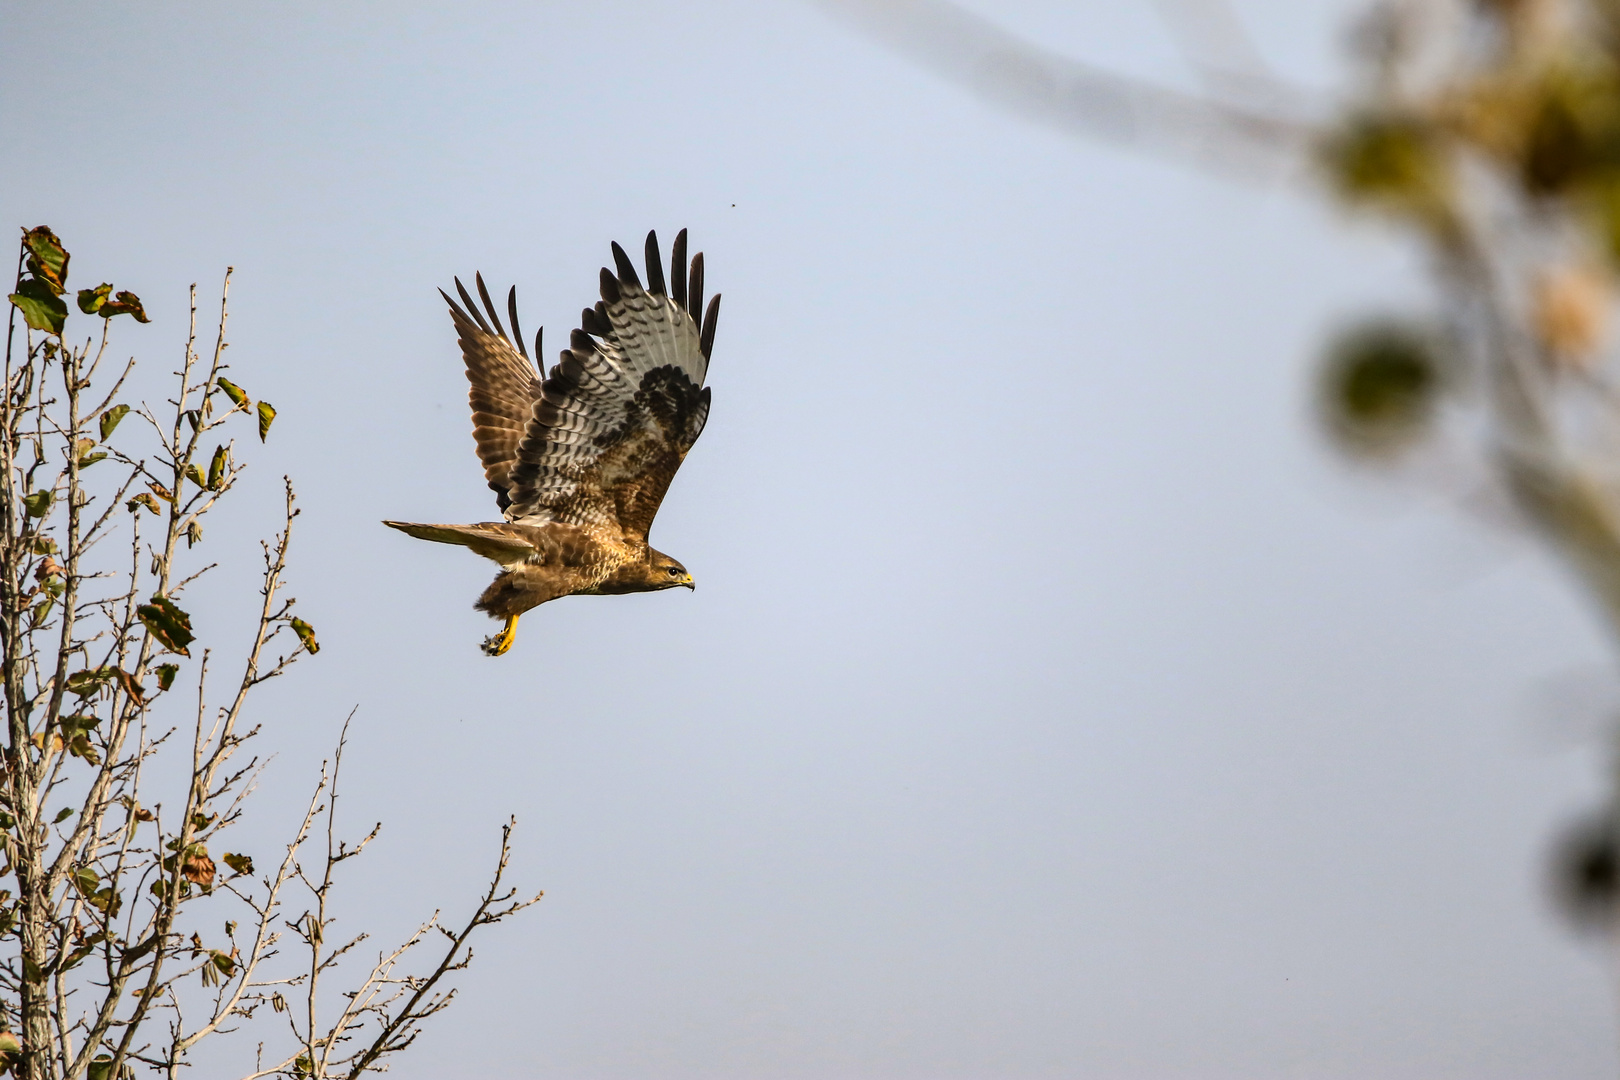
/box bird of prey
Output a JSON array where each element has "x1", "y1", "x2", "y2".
[{"x1": 385, "y1": 229, "x2": 719, "y2": 656}]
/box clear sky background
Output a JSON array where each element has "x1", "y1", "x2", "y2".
[{"x1": 3, "y1": 2, "x2": 1617, "y2": 1077}]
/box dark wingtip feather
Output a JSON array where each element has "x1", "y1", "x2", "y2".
[
  {"x1": 454, "y1": 277, "x2": 493, "y2": 334},
  {"x1": 700, "y1": 293, "x2": 721, "y2": 359},
  {"x1": 599, "y1": 267, "x2": 622, "y2": 303},
  {"x1": 671, "y1": 229, "x2": 688, "y2": 308},
  {"x1": 581, "y1": 305, "x2": 608, "y2": 337},
  {"x1": 610, "y1": 242, "x2": 641, "y2": 288},
  {"x1": 474, "y1": 273, "x2": 507, "y2": 339},
  {"x1": 534, "y1": 326, "x2": 543, "y2": 360},
  {"x1": 687, "y1": 253, "x2": 704, "y2": 328},
  {"x1": 644, "y1": 231, "x2": 667, "y2": 295},
  {"x1": 507, "y1": 286, "x2": 527, "y2": 359}
]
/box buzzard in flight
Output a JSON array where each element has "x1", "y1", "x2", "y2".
[{"x1": 385, "y1": 229, "x2": 719, "y2": 656}]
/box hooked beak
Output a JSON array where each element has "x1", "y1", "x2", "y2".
[{"x1": 681, "y1": 573, "x2": 695, "y2": 590}]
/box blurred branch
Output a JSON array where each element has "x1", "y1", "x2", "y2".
[{"x1": 813, "y1": 0, "x2": 1315, "y2": 177}]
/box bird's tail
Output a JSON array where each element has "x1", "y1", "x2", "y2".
[{"x1": 382, "y1": 520, "x2": 535, "y2": 564}]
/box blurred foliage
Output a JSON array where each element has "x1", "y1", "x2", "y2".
[{"x1": 1319, "y1": 320, "x2": 1444, "y2": 455}]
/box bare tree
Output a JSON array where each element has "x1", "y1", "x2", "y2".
[{"x1": 1, "y1": 226, "x2": 540, "y2": 1080}]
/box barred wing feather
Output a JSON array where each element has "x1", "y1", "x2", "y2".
[{"x1": 506, "y1": 229, "x2": 719, "y2": 542}]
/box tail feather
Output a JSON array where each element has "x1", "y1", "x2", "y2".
[{"x1": 382, "y1": 520, "x2": 535, "y2": 564}]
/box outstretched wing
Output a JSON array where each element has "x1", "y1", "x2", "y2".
[
  {"x1": 506, "y1": 229, "x2": 720, "y2": 542},
  {"x1": 440, "y1": 274, "x2": 544, "y2": 511}
]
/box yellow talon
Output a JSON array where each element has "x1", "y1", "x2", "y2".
[{"x1": 480, "y1": 614, "x2": 520, "y2": 657}]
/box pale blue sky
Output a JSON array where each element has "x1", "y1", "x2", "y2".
[{"x1": 3, "y1": 2, "x2": 1616, "y2": 1077}]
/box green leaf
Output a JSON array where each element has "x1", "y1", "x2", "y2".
[
  {"x1": 184, "y1": 462, "x2": 205, "y2": 490},
  {"x1": 53, "y1": 807, "x2": 74, "y2": 824},
  {"x1": 223, "y1": 852, "x2": 254, "y2": 876},
  {"x1": 65, "y1": 668, "x2": 116, "y2": 697},
  {"x1": 72, "y1": 866, "x2": 99, "y2": 896},
  {"x1": 30, "y1": 536, "x2": 57, "y2": 554},
  {"x1": 87, "y1": 1056, "x2": 116, "y2": 1080},
  {"x1": 290, "y1": 617, "x2": 319, "y2": 655},
  {"x1": 9, "y1": 278, "x2": 67, "y2": 335},
  {"x1": 67, "y1": 734, "x2": 100, "y2": 765},
  {"x1": 99, "y1": 404, "x2": 130, "y2": 441},
  {"x1": 126, "y1": 492, "x2": 161, "y2": 515},
  {"x1": 216, "y1": 377, "x2": 249, "y2": 408},
  {"x1": 257, "y1": 400, "x2": 276, "y2": 442},
  {"x1": 77, "y1": 282, "x2": 112, "y2": 315},
  {"x1": 22, "y1": 954, "x2": 43, "y2": 985},
  {"x1": 77, "y1": 451, "x2": 107, "y2": 469},
  {"x1": 98, "y1": 289, "x2": 149, "y2": 323},
  {"x1": 209, "y1": 950, "x2": 235, "y2": 977},
  {"x1": 137, "y1": 596, "x2": 194, "y2": 657},
  {"x1": 207, "y1": 444, "x2": 228, "y2": 490},
  {"x1": 21, "y1": 226, "x2": 69, "y2": 293},
  {"x1": 0, "y1": 1031, "x2": 21, "y2": 1055},
  {"x1": 22, "y1": 490, "x2": 52, "y2": 517},
  {"x1": 155, "y1": 663, "x2": 178, "y2": 691}
]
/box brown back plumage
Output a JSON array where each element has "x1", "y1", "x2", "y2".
[{"x1": 442, "y1": 229, "x2": 720, "y2": 543}]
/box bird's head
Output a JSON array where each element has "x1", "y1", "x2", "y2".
[{"x1": 648, "y1": 550, "x2": 695, "y2": 591}]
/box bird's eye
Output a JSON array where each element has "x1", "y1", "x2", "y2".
[{"x1": 666, "y1": 567, "x2": 680, "y2": 576}]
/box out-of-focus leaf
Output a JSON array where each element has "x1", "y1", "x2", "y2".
[
  {"x1": 9, "y1": 278, "x2": 67, "y2": 335},
  {"x1": 23, "y1": 490, "x2": 52, "y2": 517},
  {"x1": 209, "y1": 949, "x2": 235, "y2": 978},
  {"x1": 99, "y1": 404, "x2": 130, "y2": 441},
  {"x1": 31, "y1": 536, "x2": 57, "y2": 555},
  {"x1": 185, "y1": 520, "x2": 203, "y2": 548},
  {"x1": 53, "y1": 807, "x2": 74, "y2": 824},
  {"x1": 1323, "y1": 115, "x2": 1454, "y2": 229},
  {"x1": 77, "y1": 282, "x2": 112, "y2": 315},
  {"x1": 0, "y1": 1031, "x2": 21, "y2": 1055},
  {"x1": 1319, "y1": 320, "x2": 1444, "y2": 458},
  {"x1": 72, "y1": 866, "x2": 99, "y2": 896},
  {"x1": 183, "y1": 409, "x2": 200, "y2": 433},
  {"x1": 22, "y1": 226, "x2": 69, "y2": 292},
  {"x1": 290, "y1": 617, "x2": 319, "y2": 655},
  {"x1": 137, "y1": 596, "x2": 194, "y2": 657},
  {"x1": 77, "y1": 450, "x2": 107, "y2": 469},
  {"x1": 184, "y1": 463, "x2": 205, "y2": 492},
  {"x1": 216, "y1": 377, "x2": 249, "y2": 408},
  {"x1": 133, "y1": 806, "x2": 154, "y2": 823},
  {"x1": 207, "y1": 444, "x2": 228, "y2": 490},
  {"x1": 126, "y1": 492, "x2": 161, "y2": 515},
  {"x1": 22, "y1": 954, "x2": 43, "y2": 985},
  {"x1": 257, "y1": 401, "x2": 276, "y2": 442},
  {"x1": 155, "y1": 663, "x2": 178, "y2": 691},
  {"x1": 223, "y1": 852, "x2": 254, "y2": 876},
  {"x1": 147, "y1": 481, "x2": 174, "y2": 504},
  {"x1": 1553, "y1": 812, "x2": 1620, "y2": 931},
  {"x1": 191, "y1": 811, "x2": 215, "y2": 830}
]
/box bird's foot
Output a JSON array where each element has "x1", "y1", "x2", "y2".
[{"x1": 480, "y1": 614, "x2": 520, "y2": 657}]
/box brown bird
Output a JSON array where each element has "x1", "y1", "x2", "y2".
[{"x1": 385, "y1": 229, "x2": 719, "y2": 656}]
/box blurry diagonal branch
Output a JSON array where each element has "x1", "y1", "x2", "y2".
[{"x1": 814, "y1": 0, "x2": 1313, "y2": 176}]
